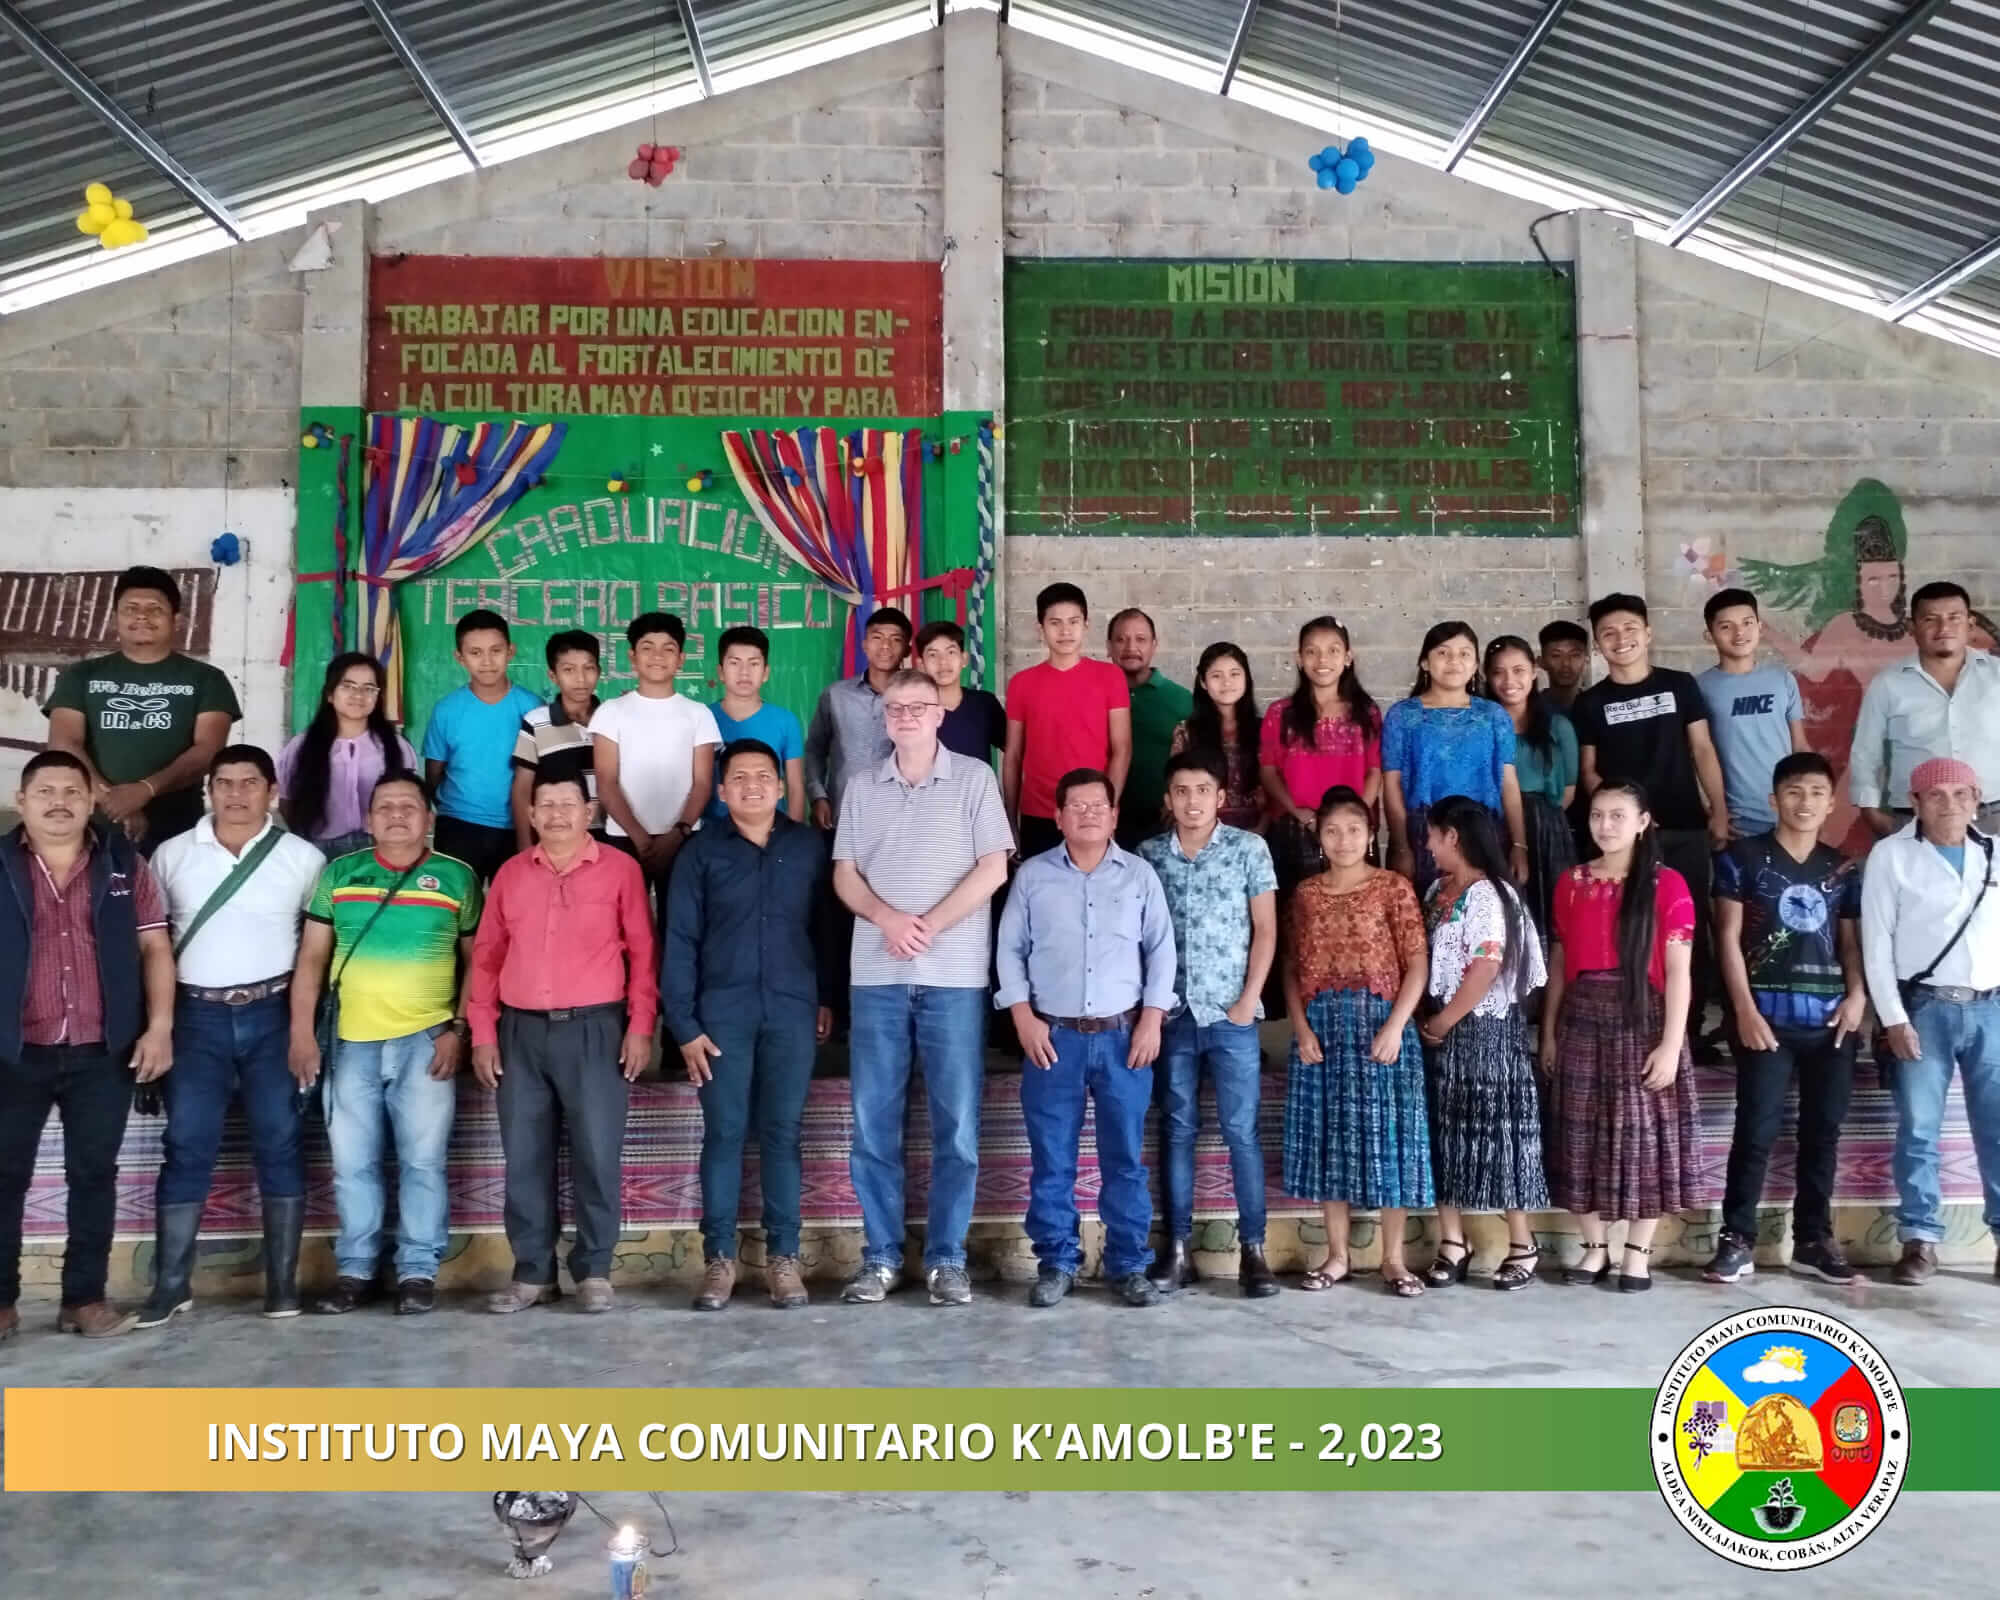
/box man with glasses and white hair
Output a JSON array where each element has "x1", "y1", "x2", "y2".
[
  {"x1": 832, "y1": 668, "x2": 1012, "y2": 1308},
  {"x1": 1862, "y1": 756, "x2": 2000, "y2": 1286}
]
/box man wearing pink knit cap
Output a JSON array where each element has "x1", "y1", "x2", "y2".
[{"x1": 1861, "y1": 754, "x2": 2000, "y2": 1284}]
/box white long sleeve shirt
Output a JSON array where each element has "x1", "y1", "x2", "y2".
[
  {"x1": 1847, "y1": 650, "x2": 2000, "y2": 810},
  {"x1": 1860, "y1": 823, "x2": 2000, "y2": 1028}
]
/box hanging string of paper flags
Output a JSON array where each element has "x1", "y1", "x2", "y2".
[{"x1": 74, "y1": 181, "x2": 149, "y2": 248}]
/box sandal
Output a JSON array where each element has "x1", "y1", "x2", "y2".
[
  {"x1": 1299, "y1": 1257, "x2": 1350, "y2": 1291},
  {"x1": 1382, "y1": 1268, "x2": 1426, "y2": 1298},
  {"x1": 1493, "y1": 1244, "x2": 1540, "y2": 1291},
  {"x1": 1563, "y1": 1242, "x2": 1611, "y2": 1286},
  {"x1": 1619, "y1": 1243, "x2": 1653, "y2": 1294},
  {"x1": 1423, "y1": 1239, "x2": 1471, "y2": 1288}
]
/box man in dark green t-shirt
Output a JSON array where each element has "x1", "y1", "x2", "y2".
[
  {"x1": 44, "y1": 566, "x2": 241, "y2": 854},
  {"x1": 1109, "y1": 607, "x2": 1192, "y2": 849}
]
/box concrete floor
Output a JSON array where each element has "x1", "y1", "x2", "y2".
[{"x1": 4, "y1": 1261, "x2": 1999, "y2": 1597}]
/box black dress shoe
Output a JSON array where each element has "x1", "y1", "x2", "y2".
[
  {"x1": 312, "y1": 1276, "x2": 379, "y2": 1315},
  {"x1": 1029, "y1": 1268, "x2": 1074, "y2": 1308},
  {"x1": 1116, "y1": 1273, "x2": 1162, "y2": 1307},
  {"x1": 1238, "y1": 1243, "x2": 1280, "y2": 1298},
  {"x1": 1147, "y1": 1239, "x2": 1196, "y2": 1294},
  {"x1": 396, "y1": 1278, "x2": 437, "y2": 1316}
]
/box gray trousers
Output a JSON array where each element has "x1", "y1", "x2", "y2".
[{"x1": 496, "y1": 1005, "x2": 630, "y2": 1284}]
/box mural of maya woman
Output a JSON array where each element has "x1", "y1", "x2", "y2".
[{"x1": 1742, "y1": 478, "x2": 1995, "y2": 853}]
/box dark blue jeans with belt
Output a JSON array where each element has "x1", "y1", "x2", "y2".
[
  {"x1": 1020, "y1": 1022, "x2": 1154, "y2": 1279},
  {"x1": 1159, "y1": 1011, "x2": 1267, "y2": 1245},
  {"x1": 159, "y1": 991, "x2": 304, "y2": 1207},
  {"x1": 697, "y1": 1001, "x2": 818, "y2": 1260}
]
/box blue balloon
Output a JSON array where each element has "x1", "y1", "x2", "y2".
[
  {"x1": 209, "y1": 532, "x2": 242, "y2": 565},
  {"x1": 1334, "y1": 173, "x2": 1356, "y2": 195},
  {"x1": 1317, "y1": 167, "x2": 1337, "y2": 189},
  {"x1": 1308, "y1": 151, "x2": 1325, "y2": 171},
  {"x1": 1335, "y1": 157, "x2": 1360, "y2": 182},
  {"x1": 1347, "y1": 137, "x2": 1371, "y2": 160},
  {"x1": 1322, "y1": 145, "x2": 1340, "y2": 166}
]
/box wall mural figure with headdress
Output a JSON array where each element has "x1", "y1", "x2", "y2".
[{"x1": 1742, "y1": 478, "x2": 1995, "y2": 853}]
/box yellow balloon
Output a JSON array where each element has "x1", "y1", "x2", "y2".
[
  {"x1": 100, "y1": 218, "x2": 136, "y2": 249},
  {"x1": 113, "y1": 198, "x2": 134, "y2": 220},
  {"x1": 131, "y1": 222, "x2": 149, "y2": 243},
  {"x1": 87, "y1": 201, "x2": 116, "y2": 226},
  {"x1": 77, "y1": 210, "x2": 107, "y2": 235},
  {"x1": 84, "y1": 181, "x2": 112, "y2": 205}
]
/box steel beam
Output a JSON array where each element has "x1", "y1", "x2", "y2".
[
  {"x1": 360, "y1": 0, "x2": 481, "y2": 167},
  {"x1": 1444, "y1": 0, "x2": 1574, "y2": 171},
  {"x1": 1887, "y1": 232, "x2": 2000, "y2": 321},
  {"x1": 1664, "y1": 0, "x2": 1950, "y2": 246},
  {"x1": 677, "y1": 0, "x2": 714, "y2": 96},
  {"x1": 0, "y1": 0, "x2": 244, "y2": 239},
  {"x1": 1219, "y1": 0, "x2": 1259, "y2": 94}
]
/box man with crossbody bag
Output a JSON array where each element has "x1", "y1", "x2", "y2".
[
  {"x1": 1861, "y1": 757, "x2": 2000, "y2": 1286},
  {"x1": 289, "y1": 775, "x2": 482, "y2": 1316},
  {"x1": 140, "y1": 746, "x2": 324, "y2": 1327}
]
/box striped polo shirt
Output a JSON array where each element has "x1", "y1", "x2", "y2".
[{"x1": 832, "y1": 745, "x2": 1014, "y2": 988}]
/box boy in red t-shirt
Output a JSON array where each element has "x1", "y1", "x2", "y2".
[{"x1": 1002, "y1": 583, "x2": 1132, "y2": 859}]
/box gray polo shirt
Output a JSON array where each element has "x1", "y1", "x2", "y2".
[
  {"x1": 833, "y1": 745, "x2": 1014, "y2": 988},
  {"x1": 805, "y1": 673, "x2": 893, "y2": 815}
]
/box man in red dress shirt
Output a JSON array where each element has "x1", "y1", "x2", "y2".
[
  {"x1": 470, "y1": 772, "x2": 657, "y2": 1315},
  {"x1": 0, "y1": 750, "x2": 176, "y2": 1340}
]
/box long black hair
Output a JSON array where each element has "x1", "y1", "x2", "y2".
[
  {"x1": 1409, "y1": 620, "x2": 1481, "y2": 699},
  {"x1": 1591, "y1": 778, "x2": 1662, "y2": 1015},
  {"x1": 287, "y1": 652, "x2": 409, "y2": 840},
  {"x1": 1427, "y1": 793, "x2": 1529, "y2": 995},
  {"x1": 1483, "y1": 633, "x2": 1558, "y2": 762},
  {"x1": 1283, "y1": 615, "x2": 1377, "y2": 747},
  {"x1": 1186, "y1": 641, "x2": 1261, "y2": 781}
]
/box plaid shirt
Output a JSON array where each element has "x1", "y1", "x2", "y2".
[{"x1": 22, "y1": 836, "x2": 167, "y2": 1046}]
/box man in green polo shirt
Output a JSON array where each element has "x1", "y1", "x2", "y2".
[
  {"x1": 288, "y1": 775, "x2": 481, "y2": 1317},
  {"x1": 44, "y1": 565, "x2": 240, "y2": 855},
  {"x1": 1109, "y1": 607, "x2": 1192, "y2": 850}
]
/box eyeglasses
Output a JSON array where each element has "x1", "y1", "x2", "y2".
[
  {"x1": 334, "y1": 680, "x2": 381, "y2": 697},
  {"x1": 884, "y1": 702, "x2": 940, "y2": 720},
  {"x1": 1063, "y1": 800, "x2": 1113, "y2": 815}
]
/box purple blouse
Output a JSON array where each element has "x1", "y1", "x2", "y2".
[{"x1": 277, "y1": 729, "x2": 419, "y2": 841}]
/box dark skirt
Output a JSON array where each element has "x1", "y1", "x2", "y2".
[
  {"x1": 1548, "y1": 972, "x2": 1703, "y2": 1220},
  {"x1": 1520, "y1": 793, "x2": 1573, "y2": 955},
  {"x1": 1283, "y1": 987, "x2": 1433, "y2": 1209},
  {"x1": 1425, "y1": 1011, "x2": 1551, "y2": 1211}
]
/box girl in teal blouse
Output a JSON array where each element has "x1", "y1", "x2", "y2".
[{"x1": 1484, "y1": 635, "x2": 1577, "y2": 954}]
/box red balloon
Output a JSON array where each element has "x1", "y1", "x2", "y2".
[
  {"x1": 627, "y1": 158, "x2": 649, "y2": 180},
  {"x1": 636, "y1": 142, "x2": 655, "y2": 159}
]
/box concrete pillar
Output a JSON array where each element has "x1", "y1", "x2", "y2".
[
  {"x1": 1573, "y1": 209, "x2": 1644, "y2": 601},
  {"x1": 299, "y1": 199, "x2": 374, "y2": 409},
  {"x1": 942, "y1": 10, "x2": 1004, "y2": 416}
]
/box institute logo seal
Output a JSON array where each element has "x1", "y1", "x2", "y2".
[{"x1": 1651, "y1": 1307, "x2": 1908, "y2": 1570}]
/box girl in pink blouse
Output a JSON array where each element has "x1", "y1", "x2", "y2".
[
  {"x1": 1258, "y1": 616, "x2": 1381, "y2": 892},
  {"x1": 1539, "y1": 778, "x2": 1703, "y2": 1293}
]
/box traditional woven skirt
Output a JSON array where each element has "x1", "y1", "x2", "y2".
[
  {"x1": 1283, "y1": 987, "x2": 1433, "y2": 1208},
  {"x1": 1547, "y1": 972, "x2": 1704, "y2": 1220},
  {"x1": 1425, "y1": 1011, "x2": 1551, "y2": 1211},
  {"x1": 1519, "y1": 793, "x2": 1573, "y2": 955}
]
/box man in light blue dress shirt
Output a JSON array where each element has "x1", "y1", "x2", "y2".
[{"x1": 997, "y1": 766, "x2": 1177, "y2": 1309}]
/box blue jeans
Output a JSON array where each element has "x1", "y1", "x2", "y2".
[
  {"x1": 848, "y1": 984, "x2": 988, "y2": 1272},
  {"x1": 1159, "y1": 1011, "x2": 1266, "y2": 1245},
  {"x1": 325, "y1": 1026, "x2": 456, "y2": 1280},
  {"x1": 1020, "y1": 1024, "x2": 1153, "y2": 1279},
  {"x1": 1894, "y1": 990, "x2": 2000, "y2": 1242},
  {"x1": 159, "y1": 992, "x2": 303, "y2": 1207},
  {"x1": 698, "y1": 1004, "x2": 817, "y2": 1259}
]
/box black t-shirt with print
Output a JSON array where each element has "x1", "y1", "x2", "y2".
[{"x1": 1571, "y1": 667, "x2": 1709, "y2": 830}]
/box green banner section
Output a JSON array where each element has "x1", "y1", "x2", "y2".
[{"x1": 1005, "y1": 259, "x2": 1580, "y2": 539}]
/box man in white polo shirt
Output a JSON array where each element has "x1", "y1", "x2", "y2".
[
  {"x1": 139, "y1": 744, "x2": 326, "y2": 1326},
  {"x1": 832, "y1": 668, "x2": 1012, "y2": 1307},
  {"x1": 1862, "y1": 756, "x2": 2000, "y2": 1287}
]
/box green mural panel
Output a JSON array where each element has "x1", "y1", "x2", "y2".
[{"x1": 1005, "y1": 260, "x2": 1580, "y2": 538}]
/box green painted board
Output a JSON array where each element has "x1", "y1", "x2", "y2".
[{"x1": 1004, "y1": 260, "x2": 1579, "y2": 538}]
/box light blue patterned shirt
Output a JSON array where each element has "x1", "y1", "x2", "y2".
[
  {"x1": 1137, "y1": 824, "x2": 1278, "y2": 1024},
  {"x1": 995, "y1": 841, "x2": 1178, "y2": 1019}
]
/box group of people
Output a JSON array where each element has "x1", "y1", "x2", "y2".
[{"x1": 4, "y1": 560, "x2": 1999, "y2": 1341}]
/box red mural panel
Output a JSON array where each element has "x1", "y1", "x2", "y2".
[{"x1": 367, "y1": 256, "x2": 942, "y2": 419}]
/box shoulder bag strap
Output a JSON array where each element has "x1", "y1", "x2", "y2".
[
  {"x1": 1908, "y1": 832, "x2": 1995, "y2": 989},
  {"x1": 173, "y1": 827, "x2": 290, "y2": 959},
  {"x1": 329, "y1": 856, "x2": 426, "y2": 993}
]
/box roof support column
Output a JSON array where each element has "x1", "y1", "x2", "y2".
[{"x1": 1574, "y1": 210, "x2": 1645, "y2": 602}]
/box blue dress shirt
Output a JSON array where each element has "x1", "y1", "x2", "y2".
[{"x1": 995, "y1": 841, "x2": 1178, "y2": 1019}]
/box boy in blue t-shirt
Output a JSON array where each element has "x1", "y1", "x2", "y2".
[
  {"x1": 1696, "y1": 588, "x2": 1808, "y2": 837},
  {"x1": 422, "y1": 608, "x2": 544, "y2": 882},
  {"x1": 1704, "y1": 751, "x2": 1865, "y2": 1289},
  {"x1": 707, "y1": 624, "x2": 805, "y2": 822}
]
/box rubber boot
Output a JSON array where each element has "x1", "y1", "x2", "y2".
[
  {"x1": 262, "y1": 1195, "x2": 306, "y2": 1319},
  {"x1": 135, "y1": 1202, "x2": 203, "y2": 1329}
]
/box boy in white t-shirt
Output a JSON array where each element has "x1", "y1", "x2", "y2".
[{"x1": 590, "y1": 612, "x2": 722, "y2": 898}]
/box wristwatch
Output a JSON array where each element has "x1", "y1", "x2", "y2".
[
  {"x1": 448, "y1": 1018, "x2": 470, "y2": 1037},
  {"x1": 673, "y1": 820, "x2": 696, "y2": 837}
]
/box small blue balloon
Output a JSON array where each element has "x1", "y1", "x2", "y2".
[
  {"x1": 1321, "y1": 145, "x2": 1340, "y2": 166},
  {"x1": 210, "y1": 532, "x2": 242, "y2": 566},
  {"x1": 1335, "y1": 157, "x2": 1360, "y2": 182},
  {"x1": 1348, "y1": 137, "x2": 1371, "y2": 161},
  {"x1": 1317, "y1": 167, "x2": 1337, "y2": 189},
  {"x1": 1307, "y1": 151, "x2": 1325, "y2": 172},
  {"x1": 1335, "y1": 173, "x2": 1357, "y2": 195}
]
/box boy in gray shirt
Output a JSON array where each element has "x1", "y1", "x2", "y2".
[{"x1": 1697, "y1": 589, "x2": 1808, "y2": 836}]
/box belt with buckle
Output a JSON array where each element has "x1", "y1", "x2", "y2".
[
  {"x1": 178, "y1": 975, "x2": 291, "y2": 1006},
  {"x1": 1916, "y1": 983, "x2": 2000, "y2": 1006},
  {"x1": 1037, "y1": 1006, "x2": 1141, "y2": 1035},
  {"x1": 510, "y1": 1000, "x2": 625, "y2": 1023}
]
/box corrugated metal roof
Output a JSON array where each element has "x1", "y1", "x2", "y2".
[{"x1": 4, "y1": 0, "x2": 2000, "y2": 354}]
